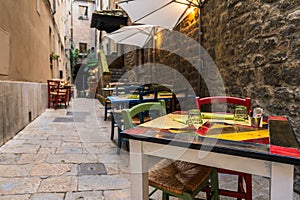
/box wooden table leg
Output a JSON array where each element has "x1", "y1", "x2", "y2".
[
  {"x1": 270, "y1": 162, "x2": 294, "y2": 200},
  {"x1": 129, "y1": 140, "x2": 149, "y2": 200}
]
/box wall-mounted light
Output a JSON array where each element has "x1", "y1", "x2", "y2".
[{"x1": 186, "y1": 7, "x2": 196, "y2": 15}]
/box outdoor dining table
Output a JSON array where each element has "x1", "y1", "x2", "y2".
[
  {"x1": 107, "y1": 93, "x2": 173, "y2": 104},
  {"x1": 120, "y1": 112, "x2": 300, "y2": 200},
  {"x1": 107, "y1": 93, "x2": 194, "y2": 112}
]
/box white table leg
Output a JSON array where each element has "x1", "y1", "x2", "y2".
[
  {"x1": 270, "y1": 162, "x2": 294, "y2": 200},
  {"x1": 129, "y1": 140, "x2": 149, "y2": 200}
]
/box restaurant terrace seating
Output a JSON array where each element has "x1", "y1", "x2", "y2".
[
  {"x1": 122, "y1": 100, "x2": 219, "y2": 199},
  {"x1": 47, "y1": 80, "x2": 69, "y2": 110},
  {"x1": 196, "y1": 96, "x2": 252, "y2": 200},
  {"x1": 110, "y1": 84, "x2": 158, "y2": 146},
  {"x1": 104, "y1": 82, "x2": 123, "y2": 121},
  {"x1": 110, "y1": 86, "x2": 157, "y2": 154}
]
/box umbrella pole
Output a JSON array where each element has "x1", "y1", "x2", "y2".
[
  {"x1": 199, "y1": 7, "x2": 203, "y2": 45},
  {"x1": 151, "y1": 27, "x2": 157, "y2": 83},
  {"x1": 197, "y1": 0, "x2": 208, "y2": 96},
  {"x1": 197, "y1": 7, "x2": 203, "y2": 96}
]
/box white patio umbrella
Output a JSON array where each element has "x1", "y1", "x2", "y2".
[
  {"x1": 117, "y1": 0, "x2": 208, "y2": 30},
  {"x1": 117, "y1": 0, "x2": 209, "y2": 94},
  {"x1": 105, "y1": 24, "x2": 163, "y2": 82},
  {"x1": 105, "y1": 24, "x2": 162, "y2": 48}
]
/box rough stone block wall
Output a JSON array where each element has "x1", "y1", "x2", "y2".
[
  {"x1": 0, "y1": 81, "x2": 47, "y2": 145},
  {"x1": 200, "y1": 0, "x2": 300, "y2": 136},
  {"x1": 204, "y1": 0, "x2": 300, "y2": 192}
]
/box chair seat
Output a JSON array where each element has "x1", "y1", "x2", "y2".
[
  {"x1": 50, "y1": 91, "x2": 67, "y2": 96},
  {"x1": 131, "y1": 115, "x2": 151, "y2": 125},
  {"x1": 149, "y1": 159, "x2": 212, "y2": 195}
]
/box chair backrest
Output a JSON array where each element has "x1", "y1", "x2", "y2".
[
  {"x1": 47, "y1": 80, "x2": 60, "y2": 94},
  {"x1": 138, "y1": 85, "x2": 158, "y2": 103},
  {"x1": 122, "y1": 100, "x2": 166, "y2": 130},
  {"x1": 47, "y1": 80, "x2": 67, "y2": 96},
  {"x1": 195, "y1": 96, "x2": 251, "y2": 115},
  {"x1": 124, "y1": 85, "x2": 140, "y2": 95}
]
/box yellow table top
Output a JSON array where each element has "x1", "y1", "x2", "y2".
[{"x1": 141, "y1": 113, "x2": 269, "y2": 142}]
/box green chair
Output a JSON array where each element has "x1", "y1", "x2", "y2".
[
  {"x1": 121, "y1": 100, "x2": 219, "y2": 200},
  {"x1": 119, "y1": 100, "x2": 166, "y2": 155}
]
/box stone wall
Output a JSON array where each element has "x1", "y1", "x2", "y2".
[
  {"x1": 0, "y1": 81, "x2": 47, "y2": 146},
  {"x1": 200, "y1": 0, "x2": 300, "y2": 136},
  {"x1": 183, "y1": 0, "x2": 300, "y2": 193}
]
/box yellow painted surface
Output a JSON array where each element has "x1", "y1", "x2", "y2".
[{"x1": 205, "y1": 129, "x2": 269, "y2": 141}]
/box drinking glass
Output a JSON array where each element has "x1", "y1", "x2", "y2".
[
  {"x1": 251, "y1": 107, "x2": 263, "y2": 127},
  {"x1": 234, "y1": 106, "x2": 248, "y2": 121},
  {"x1": 187, "y1": 109, "x2": 202, "y2": 126},
  {"x1": 253, "y1": 107, "x2": 263, "y2": 118}
]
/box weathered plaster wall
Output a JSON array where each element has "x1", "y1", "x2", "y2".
[
  {"x1": 0, "y1": 0, "x2": 68, "y2": 82},
  {"x1": 0, "y1": 81, "x2": 47, "y2": 146},
  {"x1": 0, "y1": 0, "x2": 69, "y2": 147}
]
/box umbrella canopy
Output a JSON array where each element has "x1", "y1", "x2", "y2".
[
  {"x1": 105, "y1": 25, "x2": 162, "y2": 48},
  {"x1": 117, "y1": 0, "x2": 207, "y2": 29}
]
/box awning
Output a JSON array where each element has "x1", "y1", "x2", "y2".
[{"x1": 90, "y1": 11, "x2": 128, "y2": 33}]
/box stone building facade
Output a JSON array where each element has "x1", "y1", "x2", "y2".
[
  {"x1": 0, "y1": 0, "x2": 72, "y2": 146},
  {"x1": 72, "y1": 0, "x2": 96, "y2": 55}
]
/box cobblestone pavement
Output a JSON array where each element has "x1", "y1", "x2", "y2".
[{"x1": 0, "y1": 98, "x2": 299, "y2": 200}]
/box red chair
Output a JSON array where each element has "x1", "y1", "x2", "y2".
[
  {"x1": 47, "y1": 80, "x2": 68, "y2": 109},
  {"x1": 196, "y1": 96, "x2": 252, "y2": 200}
]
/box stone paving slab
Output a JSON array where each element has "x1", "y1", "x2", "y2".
[
  {"x1": 65, "y1": 191, "x2": 104, "y2": 200},
  {"x1": 0, "y1": 177, "x2": 40, "y2": 194},
  {"x1": 38, "y1": 176, "x2": 77, "y2": 193},
  {"x1": 30, "y1": 164, "x2": 71, "y2": 176},
  {"x1": 45, "y1": 153, "x2": 98, "y2": 164},
  {"x1": 0, "y1": 153, "x2": 21, "y2": 165},
  {"x1": 103, "y1": 189, "x2": 131, "y2": 200},
  {"x1": 0, "y1": 164, "x2": 32, "y2": 177},
  {"x1": 31, "y1": 193, "x2": 65, "y2": 200},
  {"x1": 0, "y1": 194, "x2": 31, "y2": 200},
  {"x1": 0, "y1": 144, "x2": 40, "y2": 154},
  {"x1": 78, "y1": 174, "x2": 131, "y2": 191}
]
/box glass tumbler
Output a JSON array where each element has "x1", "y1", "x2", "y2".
[
  {"x1": 251, "y1": 107, "x2": 263, "y2": 127},
  {"x1": 234, "y1": 106, "x2": 248, "y2": 121},
  {"x1": 187, "y1": 109, "x2": 202, "y2": 125}
]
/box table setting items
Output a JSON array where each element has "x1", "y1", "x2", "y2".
[
  {"x1": 233, "y1": 105, "x2": 248, "y2": 121},
  {"x1": 251, "y1": 107, "x2": 263, "y2": 128},
  {"x1": 186, "y1": 109, "x2": 202, "y2": 126}
]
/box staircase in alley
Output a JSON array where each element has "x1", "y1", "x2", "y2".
[{"x1": 109, "y1": 67, "x2": 126, "y2": 82}]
